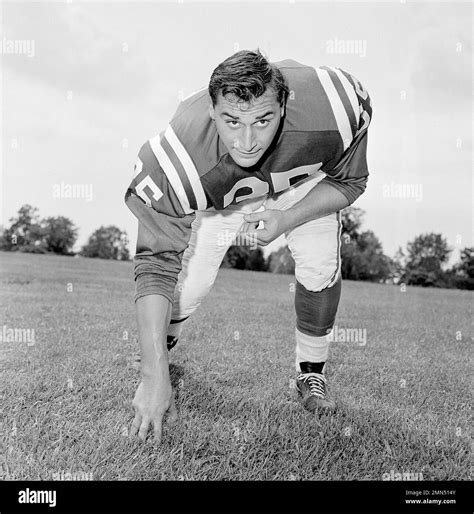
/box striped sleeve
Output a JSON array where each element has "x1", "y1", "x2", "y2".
[
  {"x1": 318, "y1": 66, "x2": 373, "y2": 204},
  {"x1": 125, "y1": 141, "x2": 195, "y2": 303},
  {"x1": 153, "y1": 124, "x2": 208, "y2": 212}
]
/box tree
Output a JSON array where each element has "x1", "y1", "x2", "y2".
[
  {"x1": 42, "y1": 216, "x2": 78, "y2": 255},
  {"x1": 448, "y1": 247, "x2": 474, "y2": 290},
  {"x1": 80, "y1": 226, "x2": 130, "y2": 260},
  {"x1": 385, "y1": 246, "x2": 407, "y2": 284},
  {"x1": 341, "y1": 207, "x2": 365, "y2": 243},
  {"x1": 267, "y1": 245, "x2": 295, "y2": 274},
  {"x1": 341, "y1": 229, "x2": 391, "y2": 282},
  {"x1": 221, "y1": 245, "x2": 266, "y2": 271},
  {"x1": 457, "y1": 247, "x2": 474, "y2": 279},
  {"x1": 0, "y1": 204, "x2": 46, "y2": 252},
  {"x1": 340, "y1": 207, "x2": 391, "y2": 282},
  {"x1": 247, "y1": 247, "x2": 267, "y2": 271},
  {"x1": 403, "y1": 233, "x2": 451, "y2": 287}
]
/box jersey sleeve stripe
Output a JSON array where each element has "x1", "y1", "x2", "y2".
[
  {"x1": 165, "y1": 125, "x2": 208, "y2": 210},
  {"x1": 322, "y1": 66, "x2": 358, "y2": 137},
  {"x1": 338, "y1": 70, "x2": 372, "y2": 115},
  {"x1": 148, "y1": 134, "x2": 194, "y2": 214},
  {"x1": 325, "y1": 66, "x2": 360, "y2": 134},
  {"x1": 315, "y1": 68, "x2": 353, "y2": 151},
  {"x1": 161, "y1": 136, "x2": 198, "y2": 210}
]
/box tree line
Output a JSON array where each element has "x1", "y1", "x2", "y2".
[
  {"x1": 0, "y1": 205, "x2": 129, "y2": 260},
  {"x1": 1, "y1": 204, "x2": 472, "y2": 290}
]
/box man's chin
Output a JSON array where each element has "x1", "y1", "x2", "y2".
[{"x1": 236, "y1": 160, "x2": 259, "y2": 168}]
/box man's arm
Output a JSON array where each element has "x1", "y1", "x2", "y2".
[
  {"x1": 126, "y1": 201, "x2": 193, "y2": 443},
  {"x1": 125, "y1": 141, "x2": 195, "y2": 442},
  {"x1": 281, "y1": 180, "x2": 349, "y2": 230},
  {"x1": 136, "y1": 295, "x2": 171, "y2": 378},
  {"x1": 240, "y1": 181, "x2": 349, "y2": 246},
  {"x1": 130, "y1": 294, "x2": 177, "y2": 443}
]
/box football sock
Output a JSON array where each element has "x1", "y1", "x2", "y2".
[
  {"x1": 295, "y1": 328, "x2": 331, "y2": 371},
  {"x1": 167, "y1": 335, "x2": 179, "y2": 351},
  {"x1": 299, "y1": 361, "x2": 325, "y2": 374}
]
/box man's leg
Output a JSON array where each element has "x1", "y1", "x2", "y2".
[
  {"x1": 286, "y1": 213, "x2": 342, "y2": 374},
  {"x1": 167, "y1": 197, "x2": 266, "y2": 348},
  {"x1": 264, "y1": 174, "x2": 342, "y2": 410}
]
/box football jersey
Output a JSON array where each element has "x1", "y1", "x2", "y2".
[{"x1": 125, "y1": 59, "x2": 373, "y2": 303}]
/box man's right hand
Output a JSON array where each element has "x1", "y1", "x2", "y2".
[
  {"x1": 131, "y1": 294, "x2": 176, "y2": 443},
  {"x1": 130, "y1": 375, "x2": 178, "y2": 443}
]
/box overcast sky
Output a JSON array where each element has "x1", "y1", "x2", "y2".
[{"x1": 1, "y1": 1, "x2": 471, "y2": 264}]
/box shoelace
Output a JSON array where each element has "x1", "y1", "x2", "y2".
[{"x1": 297, "y1": 372, "x2": 327, "y2": 398}]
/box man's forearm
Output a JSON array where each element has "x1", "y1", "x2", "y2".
[
  {"x1": 283, "y1": 180, "x2": 350, "y2": 232},
  {"x1": 136, "y1": 294, "x2": 172, "y2": 378}
]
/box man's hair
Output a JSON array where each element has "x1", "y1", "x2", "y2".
[{"x1": 208, "y1": 49, "x2": 289, "y2": 107}]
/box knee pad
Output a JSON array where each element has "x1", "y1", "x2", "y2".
[{"x1": 295, "y1": 277, "x2": 341, "y2": 337}]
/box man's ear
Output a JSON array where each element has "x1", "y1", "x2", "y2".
[{"x1": 209, "y1": 103, "x2": 215, "y2": 121}]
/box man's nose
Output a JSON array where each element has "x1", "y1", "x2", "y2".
[{"x1": 239, "y1": 127, "x2": 256, "y2": 152}]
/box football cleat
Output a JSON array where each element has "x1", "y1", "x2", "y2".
[{"x1": 296, "y1": 369, "x2": 336, "y2": 412}]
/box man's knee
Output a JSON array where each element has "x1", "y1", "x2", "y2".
[
  {"x1": 295, "y1": 263, "x2": 341, "y2": 292},
  {"x1": 295, "y1": 277, "x2": 342, "y2": 337},
  {"x1": 172, "y1": 280, "x2": 211, "y2": 320},
  {"x1": 289, "y1": 210, "x2": 341, "y2": 292}
]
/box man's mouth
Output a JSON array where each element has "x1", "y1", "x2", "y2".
[{"x1": 236, "y1": 149, "x2": 260, "y2": 157}]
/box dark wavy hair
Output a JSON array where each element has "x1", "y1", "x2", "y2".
[{"x1": 208, "y1": 49, "x2": 289, "y2": 107}]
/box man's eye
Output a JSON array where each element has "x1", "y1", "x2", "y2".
[
  {"x1": 257, "y1": 120, "x2": 270, "y2": 126},
  {"x1": 227, "y1": 120, "x2": 239, "y2": 127}
]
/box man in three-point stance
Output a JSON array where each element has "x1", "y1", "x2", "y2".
[{"x1": 125, "y1": 50, "x2": 372, "y2": 442}]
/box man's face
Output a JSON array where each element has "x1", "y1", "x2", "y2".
[{"x1": 210, "y1": 89, "x2": 284, "y2": 168}]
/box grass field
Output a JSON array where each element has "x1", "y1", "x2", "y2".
[{"x1": 0, "y1": 251, "x2": 471, "y2": 481}]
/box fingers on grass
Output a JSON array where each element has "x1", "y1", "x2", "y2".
[
  {"x1": 138, "y1": 416, "x2": 151, "y2": 441},
  {"x1": 151, "y1": 408, "x2": 167, "y2": 444},
  {"x1": 153, "y1": 417, "x2": 164, "y2": 444},
  {"x1": 166, "y1": 395, "x2": 178, "y2": 426},
  {"x1": 130, "y1": 413, "x2": 142, "y2": 438}
]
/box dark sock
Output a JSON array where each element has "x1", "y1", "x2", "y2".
[
  {"x1": 167, "y1": 335, "x2": 178, "y2": 350},
  {"x1": 299, "y1": 361, "x2": 325, "y2": 374}
]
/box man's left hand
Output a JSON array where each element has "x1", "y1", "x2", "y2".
[{"x1": 238, "y1": 209, "x2": 289, "y2": 247}]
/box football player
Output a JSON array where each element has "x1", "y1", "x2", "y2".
[{"x1": 126, "y1": 50, "x2": 372, "y2": 442}]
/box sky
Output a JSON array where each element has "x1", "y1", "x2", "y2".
[{"x1": 1, "y1": 1, "x2": 472, "y2": 265}]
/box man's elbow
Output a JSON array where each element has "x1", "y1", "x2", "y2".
[
  {"x1": 323, "y1": 176, "x2": 368, "y2": 206},
  {"x1": 345, "y1": 181, "x2": 368, "y2": 205}
]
